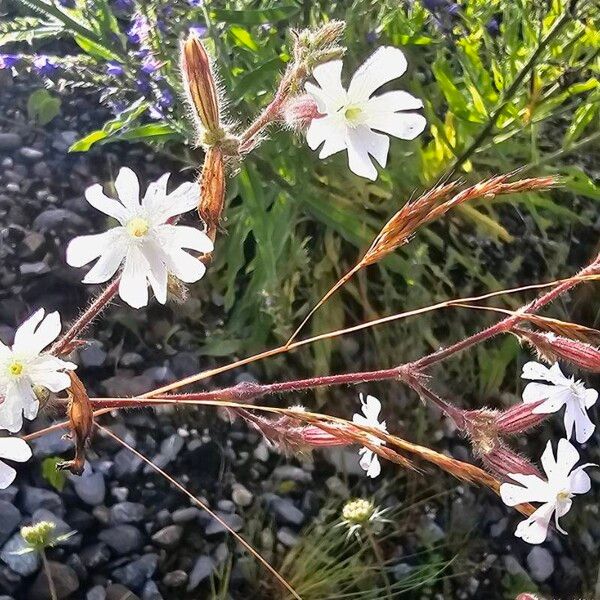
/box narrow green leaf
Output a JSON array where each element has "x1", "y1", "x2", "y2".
[{"x1": 210, "y1": 6, "x2": 299, "y2": 25}]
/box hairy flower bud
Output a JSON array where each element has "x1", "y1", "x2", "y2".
[
  {"x1": 479, "y1": 443, "x2": 542, "y2": 480},
  {"x1": 21, "y1": 521, "x2": 55, "y2": 549},
  {"x1": 517, "y1": 329, "x2": 600, "y2": 373},
  {"x1": 198, "y1": 146, "x2": 225, "y2": 242},
  {"x1": 494, "y1": 400, "x2": 548, "y2": 435},
  {"x1": 181, "y1": 34, "x2": 222, "y2": 139},
  {"x1": 283, "y1": 94, "x2": 321, "y2": 130}
]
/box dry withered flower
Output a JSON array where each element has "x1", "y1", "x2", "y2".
[
  {"x1": 57, "y1": 372, "x2": 94, "y2": 476},
  {"x1": 198, "y1": 146, "x2": 226, "y2": 242}
]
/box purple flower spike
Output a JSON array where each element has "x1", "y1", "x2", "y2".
[
  {"x1": 189, "y1": 25, "x2": 208, "y2": 38},
  {"x1": 33, "y1": 56, "x2": 58, "y2": 76},
  {"x1": 127, "y1": 13, "x2": 150, "y2": 44},
  {"x1": 0, "y1": 54, "x2": 19, "y2": 69},
  {"x1": 188, "y1": 0, "x2": 204, "y2": 6},
  {"x1": 140, "y1": 53, "x2": 161, "y2": 74}
]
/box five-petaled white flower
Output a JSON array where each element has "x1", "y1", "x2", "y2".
[
  {"x1": 352, "y1": 394, "x2": 387, "y2": 478},
  {"x1": 500, "y1": 438, "x2": 594, "y2": 544},
  {"x1": 305, "y1": 46, "x2": 426, "y2": 181},
  {"x1": 0, "y1": 309, "x2": 75, "y2": 433},
  {"x1": 66, "y1": 168, "x2": 214, "y2": 309},
  {"x1": 0, "y1": 437, "x2": 32, "y2": 489},
  {"x1": 522, "y1": 361, "x2": 598, "y2": 444}
]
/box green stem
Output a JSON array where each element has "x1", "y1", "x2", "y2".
[
  {"x1": 443, "y1": 3, "x2": 576, "y2": 181},
  {"x1": 40, "y1": 549, "x2": 58, "y2": 600},
  {"x1": 367, "y1": 528, "x2": 392, "y2": 599}
]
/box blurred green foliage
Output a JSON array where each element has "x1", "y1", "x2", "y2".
[{"x1": 3, "y1": 0, "x2": 600, "y2": 408}]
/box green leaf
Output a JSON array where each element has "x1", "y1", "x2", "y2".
[
  {"x1": 74, "y1": 33, "x2": 120, "y2": 61},
  {"x1": 27, "y1": 89, "x2": 61, "y2": 125},
  {"x1": 210, "y1": 6, "x2": 299, "y2": 25},
  {"x1": 563, "y1": 102, "x2": 597, "y2": 148},
  {"x1": 114, "y1": 123, "x2": 178, "y2": 142},
  {"x1": 229, "y1": 25, "x2": 259, "y2": 51},
  {"x1": 69, "y1": 130, "x2": 108, "y2": 152},
  {"x1": 41, "y1": 457, "x2": 68, "y2": 492}
]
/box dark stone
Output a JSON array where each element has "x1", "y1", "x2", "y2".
[
  {"x1": 86, "y1": 585, "x2": 106, "y2": 600},
  {"x1": 162, "y1": 570, "x2": 187, "y2": 587},
  {"x1": 204, "y1": 512, "x2": 244, "y2": 536},
  {"x1": 0, "y1": 533, "x2": 40, "y2": 576},
  {"x1": 106, "y1": 584, "x2": 140, "y2": 600},
  {"x1": 0, "y1": 501, "x2": 21, "y2": 545},
  {"x1": 80, "y1": 543, "x2": 111, "y2": 569},
  {"x1": 32, "y1": 431, "x2": 72, "y2": 458},
  {"x1": 141, "y1": 580, "x2": 163, "y2": 600},
  {"x1": 78, "y1": 341, "x2": 107, "y2": 368},
  {"x1": 19, "y1": 147, "x2": 44, "y2": 161},
  {"x1": 22, "y1": 486, "x2": 64, "y2": 517},
  {"x1": 112, "y1": 554, "x2": 158, "y2": 590},
  {"x1": 98, "y1": 525, "x2": 144, "y2": 555},
  {"x1": 110, "y1": 502, "x2": 145, "y2": 524},
  {"x1": 151, "y1": 524, "x2": 182, "y2": 548},
  {"x1": 71, "y1": 469, "x2": 105, "y2": 506},
  {"x1": 33, "y1": 208, "x2": 88, "y2": 233},
  {"x1": 269, "y1": 497, "x2": 305, "y2": 527},
  {"x1": 28, "y1": 562, "x2": 78, "y2": 600},
  {"x1": 0, "y1": 133, "x2": 22, "y2": 150},
  {"x1": 187, "y1": 556, "x2": 215, "y2": 591}
]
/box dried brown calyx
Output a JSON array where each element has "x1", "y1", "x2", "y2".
[{"x1": 57, "y1": 372, "x2": 94, "y2": 476}]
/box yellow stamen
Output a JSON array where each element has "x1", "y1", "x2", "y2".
[
  {"x1": 344, "y1": 105, "x2": 363, "y2": 123},
  {"x1": 556, "y1": 490, "x2": 571, "y2": 501},
  {"x1": 127, "y1": 217, "x2": 149, "y2": 238},
  {"x1": 8, "y1": 361, "x2": 24, "y2": 377}
]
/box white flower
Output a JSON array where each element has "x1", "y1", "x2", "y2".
[
  {"x1": 522, "y1": 361, "x2": 598, "y2": 444},
  {"x1": 500, "y1": 438, "x2": 594, "y2": 544},
  {"x1": 66, "y1": 168, "x2": 214, "y2": 309},
  {"x1": 0, "y1": 437, "x2": 32, "y2": 489},
  {"x1": 352, "y1": 394, "x2": 387, "y2": 478},
  {"x1": 305, "y1": 46, "x2": 426, "y2": 180},
  {"x1": 0, "y1": 310, "x2": 75, "y2": 433}
]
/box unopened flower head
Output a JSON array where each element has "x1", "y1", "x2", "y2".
[
  {"x1": 66, "y1": 168, "x2": 214, "y2": 309},
  {"x1": 352, "y1": 393, "x2": 387, "y2": 478},
  {"x1": 0, "y1": 437, "x2": 31, "y2": 489},
  {"x1": 500, "y1": 438, "x2": 595, "y2": 544},
  {"x1": 305, "y1": 47, "x2": 426, "y2": 180},
  {"x1": 21, "y1": 521, "x2": 56, "y2": 550},
  {"x1": 521, "y1": 361, "x2": 598, "y2": 443},
  {"x1": 339, "y1": 497, "x2": 388, "y2": 539},
  {"x1": 0, "y1": 310, "x2": 75, "y2": 433}
]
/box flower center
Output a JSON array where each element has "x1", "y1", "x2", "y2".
[
  {"x1": 556, "y1": 489, "x2": 572, "y2": 502},
  {"x1": 7, "y1": 360, "x2": 24, "y2": 377},
  {"x1": 126, "y1": 217, "x2": 150, "y2": 238},
  {"x1": 343, "y1": 104, "x2": 364, "y2": 125}
]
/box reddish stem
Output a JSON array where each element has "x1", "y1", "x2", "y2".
[{"x1": 51, "y1": 280, "x2": 119, "y2": 355}]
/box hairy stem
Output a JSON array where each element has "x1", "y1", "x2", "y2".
[
  {"x1": 366, "y1": 528, "x2": 392, "y2": 599},
  {"x1": 51, "y1": 279, "x2": 119, "y2": 355},
  {"x1": 40, "y1": 549, "x2": 58, "y2": 600}
]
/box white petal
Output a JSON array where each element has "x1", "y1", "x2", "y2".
[
  {"x1": 119, "y1": 247, "x2": 149, "y2": 309},
  {"x1": 362, "y1": 395, "x2": 382, "y2": 423},
  {"x1": 521, "y1": 361, "x2": 553, "y2": 381},
  {"x1": 142, "y1": 172, "x2": 170, "y2": 214},
  {"x1": 164, "y1": 247, "x2": 206, "y2": 284},
  {"x1": 306, "y1": 115, "x2": 347, "y2": 158},
  {"x1": 366, "y1": 454, "x2": 381, "y2": 478},
  {"x1": 30, "y1": 354, "x2": 76, "y2": 374},
  {"x1": 583, "y1": 388, "x2": 598, "y2": 408},
  {"x1": 345, "y1": 126, "x2": 388, "y2": 180},
  {"x1": 0, "y1": 461, "x2": 16, "y2": 489},
  {"x1": 66, "y1": 229, "x2": 124, "y2": 268},
  {"x1": 115, "y1": 167, "x2": 141, "y2": 211},
  {"x1": 306, "y1": 60, "x2": 345, "y2": 112},
  {"x1": 27, "y1": 311, "x2": 61, "y2": 355},
  {"x1": 522, "y1": 382, "x2": 564, "y2": 408},
  {"x1": 531, "y1": 388, "x2": 572, "y2": 414},
  {"x1": 571, "y1": 403, "x2": 595, "y2": 444},
  {"x1": 540, "y1": 439, "x2": 558, "y2": 480},
  {"x1": 514, "y1": 503, "x2": 555, "y2": 544},
  {"x1": 569, "y1": 465, "x2": 594, "y2": 494},
  {"x1": 82, "y1": 241, "x2": 127, "y2": 285},
  {"x1": 156, "y1": 224, "x2": 214, "y2": 253},
  {"x1": 352, "y1": 414, "x2": 369, "y2": 427},
  {"x1": 548, "y1": 362, "x2": 568, "y2": 384},
  {"x1": 30, "y1": 370, "x2": 71, "y2": 393},
  {"x1": 0, "y1": 437, "x2": 32, "y2": 462},
  {"x1": 348, "y1": 47, "x2": 408, "y2": 101},
  {"x1": 564, "y1": 403, "x2": 575, "y2": 440},
  {"x1": 85, "y1": 184, "x2": 129, "y2": 224},
  {"x1": 0, "y1": 387, "x2": 25, "y2": 433},
  {"x1": 22, "y1": 398, "x2": 40, "y2": 421},
  {"x1": 13, "y1": 309, "x2": 45, "y2": 353},
  {"x1": 153, "y1": 182, "x2": 200, "y2": 224},
  {"x1": 366, "y1": 111, "x2": 426, "y2": 140},
  {"x1": 366, "y1": 90, "x2": 423, "y2": 113},
  {"x1": 500, "y1": 474, "x2": 549, "y2": 506},
  {"x1": 554, "y1": 438, "x2": 580, "y2": 482},
  {"x1": 141, "y1": 240, "x2": 168, "y2": 305}
]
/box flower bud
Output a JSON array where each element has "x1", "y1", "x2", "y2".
[
  {"x1": 517, "y1": 329, "x2": 600, "y2": 373},
  {"x1": 310, "y1": 20, "x2": 345, "y2": 50},
  {"x1": 21, "y1": 521, "x2": 55, "y2": 549},
  {"x1": 181, "y1": 34, "x2": 221, "y2": 138},
  {"x1": 283, "y1": 94, "x2": 321, "y2": 130},
  {"x1": 479, "y1": 443, "x2": 542, "y2": 480},
  {"x1": 198, "y1": 146, "x2": 225, "y2": 242},
  {"x1": 494, "y1": 400, "x2": 548, "y2": 435},
  {"x1": 342, "y1": 498, "x2": 374, "y2": 524}
]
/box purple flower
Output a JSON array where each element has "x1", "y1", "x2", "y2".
[
  {"x1": 58, "y1": 0, "x2": 76, "y2": 7},
  {"x1": 140, "y1": 53, "x2": 161, "y2": 74},
  {"x1": 0, "y1": 54, "x2": 19, "y2": 69},
  {"x1": 187, "y1": 0, "x2": 204, "y2": 6},
  {"x1": 106, "y1": 61, "x2": 124, "y2": 76},
  {"x1": 32, "y1": 56, "x2": 58, "y2": 76},
  {"x1": 156, "y1": 88, "x2": 174, "y2": 109},
  {"x1": 365, "y1": 31, "x2": 378, "y2": 45},
  {"x1": 188, "y1": 25, "x2": 208, "y2": 38},
  {"x1": 486, "y1": 16, "x2": 501, "y2": 36},
  {"x1": 127, "y1": 13, "x2": 150, "y2": 44},
  {"x1": 112, "y1": 0, "x2": 133, "y2": 10},
  {"x1": 135, "y1": 76, "x2": 152, "y2": 95}
]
